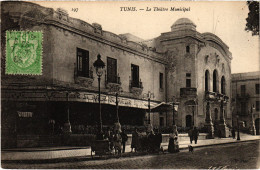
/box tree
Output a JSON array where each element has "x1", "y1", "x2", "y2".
[{"x1": 245, "y1": 1, "x2": 259, "y2": 36}]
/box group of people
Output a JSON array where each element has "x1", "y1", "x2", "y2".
[
  {"x1": 100, "y1": 126, "x2": 201, "y2": 155},
  {"x1": 188, "y1": 126, "x2": 199, "y2": 144},
  {"x1": 131, "y1": 128, "x2": 163, "y2": 153},
  {"x1": 103, "y1": 128, "x2": 128, "y2": 154}
]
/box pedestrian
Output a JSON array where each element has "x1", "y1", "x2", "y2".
[
  {"x1": 168, "y1": 125, "x2": 179, "y2": 153},
  {"x1": 113, "y1": 130, "x2": 122, "y2": 155},
  {"x1": 121, "y1": 129, "x2": 128, "y2": 153},
  {"x1": 188, "y1": 127, "x2": 193, "y2": 144},
  {"x1": 192, "y1": 127, "x2": 199, "y2": 144},
  {"x1": 155, "y1": 129, "x2": 163, "y2": 152},
  {"x1": 147, "y1": 130, "x2": 156, "y2": 153},
  {"x1": 131, "y1": 128, "x2": 139, "y2": 152},
  {"x1": 232, "y1": 127, "x2": 236, "y2": 139}
]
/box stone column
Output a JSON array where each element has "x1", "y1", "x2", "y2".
[
  {"x1": 204, "y1": 101, "x2": 214, "y2": 138},
  {"x1": 218, "y1": 100, "x2": 229, "y2": 137},
  {"x1": 63, "y1": 92, "x2": 72, "y2": 134}
]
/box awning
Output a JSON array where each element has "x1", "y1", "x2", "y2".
[
  {"x1": 2, "y1": 85, "x2": 160, "y2": 109},
  {"x1": 150, "y1": 102, "x2": 178, "y2": 112}
]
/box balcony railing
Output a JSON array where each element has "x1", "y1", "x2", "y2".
[
  {"x1": 130, "y1": 79, "x2": 143, "y2": 89},
  {"x1": 106, "y1": 74, "x2": 121, "y2": 84},
  {"x1": 205, "y1": 91, "x2": 229, "y2": 102},
  {"x1": 180, "y1": 88, "x2": 197, "y2": 97}
]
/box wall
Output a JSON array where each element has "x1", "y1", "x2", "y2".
[{"x1": 232, "y1": 72, "x2": 260, "y2": 129}]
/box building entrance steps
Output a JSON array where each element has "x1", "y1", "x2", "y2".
[{"x1": 2, "y1": 133, "x2": 260, "y2": 162}]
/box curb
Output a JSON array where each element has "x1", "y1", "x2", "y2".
[
  {"x1": 2, "y1": 146, "x2": 91, "y2": 152},
  {"x1": 2, "y1": 139, "x2": 259, "y2": 164}
]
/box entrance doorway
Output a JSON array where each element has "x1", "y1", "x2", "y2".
[
  {"x1": 255, "y1": 118, "x2": 260, "y2": 135},
  {"x1": 186, "y1": 115, "x2": 192, "y2": 128}
]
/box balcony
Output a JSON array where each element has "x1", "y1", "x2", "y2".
[
  {"x1": 105, "y1": 74, "x2": 122, "y2": 92},
  {"x1": 180, "y1": 88, "x2": 197, "y2": 97},
  {"x1": 74, "y1": 69, "x2": 94, "y2": 88},
  {"x1": 129, "y1": 79, "x2": 143, "y2": 96},
  {"x1": 205, "y1": 91, "x2": 229, "y2": 102}
]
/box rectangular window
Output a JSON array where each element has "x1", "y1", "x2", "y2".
[
  {"x1": 159, "y1": 73, "x2": 163, "y2": 89},
  {"x1": 186, "y1": 73, "x2": 191, "y2": 88},
  {"x1": 107, "y1": 57, "x2": 117, "y2": 83},
  {"x1": 131, "y1": 64, "x2": 139, "y2": 88},
  {"x1": 241, "y1": 102, "x2": 247, "y2": 115},
  {"x1": 241, "y1": 85, "x2": 246, "y2": 96},
  {"x1": 77, "y1": 48, "x2": 89, "y2": 77},
  {"x1": 256, "y1": 101, "x2": 260, "y2": 111},
  {"x1": 256, "y1": 84, "x2": 260, "y2": 94},
  {"x1": 160, "y1": 117, "x2": 164, "y2": 126}
]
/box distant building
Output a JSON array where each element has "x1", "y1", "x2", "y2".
[
  {"x1": 232, "y1": 71, "x2": 260, "y2": 135},
  {"x1": 1, "y1": 1, "x2": 233, "y2": 148}
]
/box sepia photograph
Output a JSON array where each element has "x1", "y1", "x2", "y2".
[{"x1": 1, "y1": 1, "x2": 259, "y2": 169}]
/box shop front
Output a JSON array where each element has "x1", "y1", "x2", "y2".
[{"x1": 1, "y1": 86, "x2": 159, "y2": 148}]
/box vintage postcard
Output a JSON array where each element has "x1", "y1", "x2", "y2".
[{"x1": 1, "y1": 1, "x2": 259, "y2": 169}]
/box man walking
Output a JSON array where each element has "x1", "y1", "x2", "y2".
[
  {"x1": 192, "y1": 127, "x2": 199, "y2": 144},
  {"x1": 188, "y1": 127, "x2": 193, "y2": 144}
]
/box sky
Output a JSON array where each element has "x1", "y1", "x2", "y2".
[{"x1": 35, "y1": 1, "x2": 259, "y2": 74}]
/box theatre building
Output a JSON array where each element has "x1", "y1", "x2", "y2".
[
  {"x1": 1, "y1": 2, "x2": 233, "y2": 148},
  {"x1": 142, "y1": 18, "x2": 232, "y2": 137},
  {"x1": 1, "y1": 2, "x2": 167, "y2": 148}
]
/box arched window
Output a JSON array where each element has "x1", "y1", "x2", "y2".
[
  {"x1": 205, "y1": 70, "x2": 210, "y2": 92},
  {"x1": 186, "y1": 45, "x2": 190, "y2": 53},
  {"x1": 213, "y1": 70, "x2": 218, "y2": 92},
  {"x1": 221, "y1": 76, "x2": 226, "y2": 94},
  {"x1": 214, "y1": 108, "x2": 218, "y2": 120}
]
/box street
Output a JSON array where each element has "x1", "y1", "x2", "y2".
[{"x1": 2, "y1": 140, "x2": 259, "y2": 169}]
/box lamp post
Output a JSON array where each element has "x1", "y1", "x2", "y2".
[
  {"x1": 93, "y1": 54, "x2": 105, "y2": 135},
  {"x1": 237, "y1": 115, "x2": 240, "y2": 140},
  {"x1": 192, "y1": 105, "x2": 195, "y2": 126},
  {"x1": 108, "y1": 86, "x2": 123, "y2": 132},
  {"x1": 144, "y1": 91, "x2": 155, "y2": 125},
  {"x1": 172, "y1": 96, "x2": 176, "y2": 126},
  {"x1": 250, "y1": 104, "x2": 256, "y2": 135}
]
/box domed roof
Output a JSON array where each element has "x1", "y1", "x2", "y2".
[{"x1": 171, "y1": 18, "x2": 196, "y2": 31}]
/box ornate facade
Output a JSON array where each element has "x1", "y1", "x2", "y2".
[{"x1": 1, "y1": 2, "x2": 233, "y2": 148}]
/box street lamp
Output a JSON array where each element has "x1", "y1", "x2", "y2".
[
  {"x1": 144, "y1": 91, "x2": 155, "y2": 125},
  {"x1": 236, "y1": 115, "x2": 240, "y2": 140},
  {"x1": 93, "y1": 54, "x2": 105, "y2": 135},
  {"x1": 250, "y1": 104, "x2": 256, "y2": 135},
  {"x1": 192, "y1": 105, "x2": 195, "y2": 126},
  {"x1": 172, "y1": 96, "x2": 177, "y2": 126},
  {"x1": 108, "y1": 86, "x2": 123, "y2": 132}
]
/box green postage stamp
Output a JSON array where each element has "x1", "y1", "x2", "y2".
[{"x1": 5, "y1": 31, "x2": 42, "y2": 75}]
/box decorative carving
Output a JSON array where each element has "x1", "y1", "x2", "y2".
[
  {"x1": 74, "y1": 76, "x2": 93, "y2": 88},
  {"x1": 205, "y1": 55, "x2": 209, "y2": 64},
  {"x1": 222, "y1": 63, "x2": 225, "y2": 73},
  {"x1": 92, "y1": 23, "x2": 103, "y2": 35},
  {"x1": 130, "y1": 87, "x2": 143, "y2": 97},
  {"x1": 197, "y1": 42, "x2": 206, "y2": 55},
  {"x1": 106, "y1": 83, "x2": 122, "y2": 93}
]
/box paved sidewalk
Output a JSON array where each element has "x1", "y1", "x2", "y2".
[{"x1": 2, "y1": 133, "x2": 260, "y2": 161}]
